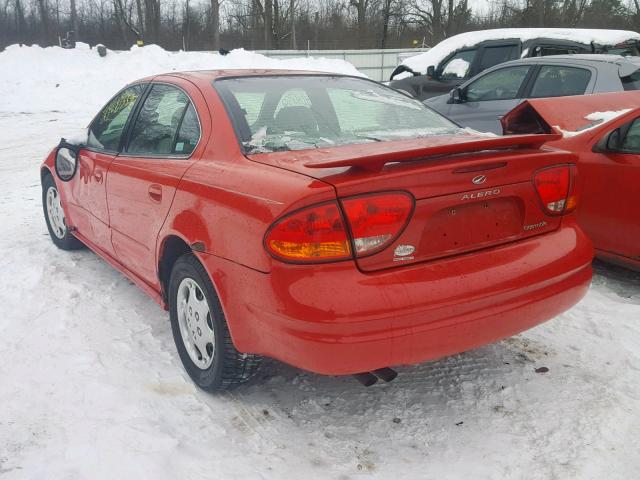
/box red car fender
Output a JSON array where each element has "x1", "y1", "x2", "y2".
[{"x1": 503, "y1": 92, "x2": 640, "y2": 270}]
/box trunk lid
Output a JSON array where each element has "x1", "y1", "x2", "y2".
[{"x1": 249, "y1": 134, "x2": 575, "y2": 272}]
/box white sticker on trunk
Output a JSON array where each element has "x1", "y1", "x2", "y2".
[{"x1": 394, "y1": 245, "x2": 416, "y2": 258}]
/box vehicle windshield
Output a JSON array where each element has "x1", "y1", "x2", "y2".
[{"x1": 215, "y1": 75, "x2": 463, "y2": 153}]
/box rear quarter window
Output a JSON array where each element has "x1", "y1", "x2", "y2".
[
  {"x1": 621, "y1": 69, "x2": 640, "y2": 90},
  {"x1": 529, "y1": 66, "x2": 591, "y2": 98}
]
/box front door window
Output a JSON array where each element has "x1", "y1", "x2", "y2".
[{"x1": 87, "y1": 84, "x2": 145, "y2": 152}]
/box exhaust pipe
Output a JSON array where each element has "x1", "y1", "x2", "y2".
[
  {"x1": 353, "y1": 372, "x2": 378, "y2": 387},
  {"x1": 372, "y1": 367, "x2": 398, "y2": 383}
]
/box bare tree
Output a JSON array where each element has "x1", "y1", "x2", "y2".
[
  {"x1": 263, "y1": 0, "x2": 272, "y2": 47},
  {"x1": 289, "y1": 0, "x2": 295, "y2": 48},
  {"x1": 136, "y1": 0, "x2": 144, "y2": 36},
  {"x1": 381, "y1": 0, "x2": 394, "y2": 48},
  {"x1": 36, "y1": 0, "x2": 50, "y2": 44},
  {"x1": 14, "y1": 0, "x2": 27, "y2": 44},
  {"x1": 211, "y1": 0, "x2": 220, "y2": 49},
  {"x1": 144, "y1": 0, "x2": 160, "y2": 42},
  {"x1": 1, "y1": 0, "x2": 638, "y2": 52},
  {"x1": 349, "y1": 0, "x2": 369, "y2": 48},
  {"x1": 70, "y1": 0, "x2": 78, "y2": 38}
]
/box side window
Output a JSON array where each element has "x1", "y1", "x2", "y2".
[
  {"x1": 465, "y1": 66, "x2": 530, "y2": 102},
  {"x1": 532, "y1": 46, "x2": 584, "y2": 57},
  {"x1": 87, "y1": 84, "x2": 145, "y2": 151},
  {"x1": 478, "y1": 45, "x2": 520, "y2": 71},
  {"x1": 440, "y1": 49, "x2": 477, "y2": 79},
  {"x1": 174, "y1": 103, "x2": 200, "y2": 155},
  {"x1": 620, "y1": 119, "x2": 640, "y2": 153},
  {"x1": 529, "y1": 66, "x2": 591, "y2": 98},
  {"x1": 126, "y1": 84, "x2": 193, "y2": 155}
]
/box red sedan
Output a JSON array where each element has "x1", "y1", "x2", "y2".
[
  {"x1": 41, "y1": 70, "x2": 593, "y2": 390},
  {"x1": 503, "y1": 91, "x2": 640, "y2": 271}
]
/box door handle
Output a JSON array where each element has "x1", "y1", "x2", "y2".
[{"x1": 148, "y1": 184, "x2": 162, "y2": 202}]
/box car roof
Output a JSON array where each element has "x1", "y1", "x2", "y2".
[
  {"x1": 485, "y1": 54, "x2": 640, "y2": 76},
  {"x1": 515, "y1": 54, "x2": 640, "y2": 65},
  {"x1": 140, "y1": 69, "x2": 347, "y2": 83}
]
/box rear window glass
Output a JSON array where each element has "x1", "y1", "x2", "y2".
[
  {"x1": 621, "y1": 69, "x2": 640, "y2": 90},
  {"x1": 215, "y1": 76, "x2": 462, "y2": 153}
]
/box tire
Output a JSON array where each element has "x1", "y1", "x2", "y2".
[
  {"x1": 169, "y1": 253, "x2": 261, "y2": 391},
  {"x1": 42, "y1": 173, "x2": 84, "y2": 250}
]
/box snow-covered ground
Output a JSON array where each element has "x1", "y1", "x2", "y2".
[{"x1": 1, "y1": 44, "x2": 640, "y2": 479}]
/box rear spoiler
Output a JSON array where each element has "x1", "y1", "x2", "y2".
[
  {"x1": 303, "y1": 133, "x2": 561, "y2": 172},
  {"x1": 502, "y1": 91, "x2": 640, "y2": 137}
]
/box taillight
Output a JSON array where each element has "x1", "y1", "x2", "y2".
[
  {"x1": 533, "y1": 165, "x2": 578, "y2": 215},
  {"x1": 265, "y1": 192, "x2": 414, "y2": 263},
  {"x1": 265, "y1": 202, "x2": 351, "y2": 263},
  {"x1": 341, "y1": 192, "x2": 414, "y2": 257}
]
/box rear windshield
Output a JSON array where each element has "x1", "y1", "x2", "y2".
[
  {"x1": 621, "y1": 69, "x2": 640, "y2": 90},
  {"x1": 215, "y1": 75, "x2": 462, "y2": 153}
]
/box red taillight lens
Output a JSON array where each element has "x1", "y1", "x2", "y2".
[
  {"x1": 533, "y1": 165, "x2": 577, "y2": 215},
  {"x1": 265, "y1": 202, "x2": 351, "y2": 262},
  {"x1": 341, "y1": 192, "x2": 414, "y2": 257}
]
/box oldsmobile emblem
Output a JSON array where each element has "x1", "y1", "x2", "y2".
[{"x1": 472, "y1": 175, "x2": 487, "y2": 185}]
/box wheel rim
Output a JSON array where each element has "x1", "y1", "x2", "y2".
[
  {"x1": 46, "y1": 186, "x2": 67, "y2": 239},
  {"x1": 176, "y1": 277, "x2": 215, "y2": 369}
]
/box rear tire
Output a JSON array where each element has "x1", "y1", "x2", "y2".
[
  {"x1": 42, "y1": 173, "x2": 84, "y2": 250},
  {"x1": 169, "y1": 253, "x2": 261, "y2": 391}
]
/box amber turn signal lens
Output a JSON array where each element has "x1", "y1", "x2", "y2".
[{"x1": 265, "y1": 202, "x2": 352, "y2": 262}]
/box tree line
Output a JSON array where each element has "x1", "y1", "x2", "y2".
[{"x1": 1, "y1": 0, "x2": 639, "y2": 52}]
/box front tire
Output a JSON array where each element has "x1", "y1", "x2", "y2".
[
  {"x1": 169, "y1": 253, "x2": 261, "y2": 391},
  {"x1": 42, "y1": 173, "x2": 84, "y2": 250}
]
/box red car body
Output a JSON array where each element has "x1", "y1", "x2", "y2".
[
  {"x1": 503, "y1": 91, "x2": 640, "y2": 271},
  {"x1": 41, "y1": 70, "x2": 593, "y2": 378}
]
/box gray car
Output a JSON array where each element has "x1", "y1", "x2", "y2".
[{"x1": 424, "y1": 54, "x2": 640, "y2": 134}]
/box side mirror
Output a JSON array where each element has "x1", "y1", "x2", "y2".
[
  {"x1": 55, "y1": 139, "x2": 80, "y2": 181},
  {"x1": 389, "y1": 64, "x2": 418, "y2": 81},
  {"x1": 426, "y1": 65, "x2": 436, "y2": 79},
  {"x1": 449, "y1": 87, "x2": 465, "y2": 104}
]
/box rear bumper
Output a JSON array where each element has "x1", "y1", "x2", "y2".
[{"x1": 199, "y1": 220, "x2": 593, "y2": 375}]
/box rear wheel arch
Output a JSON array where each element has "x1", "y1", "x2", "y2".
[{"x1": 158, "y1": 234, "x2": 192, "y2": 304}]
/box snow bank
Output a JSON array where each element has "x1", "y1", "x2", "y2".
[
  {"x1": 400, "y1": 28, "x2": 640, "y2": 76},
  {"x1": 0, "y1": 43, "x2": 362, "y2": 117}
]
